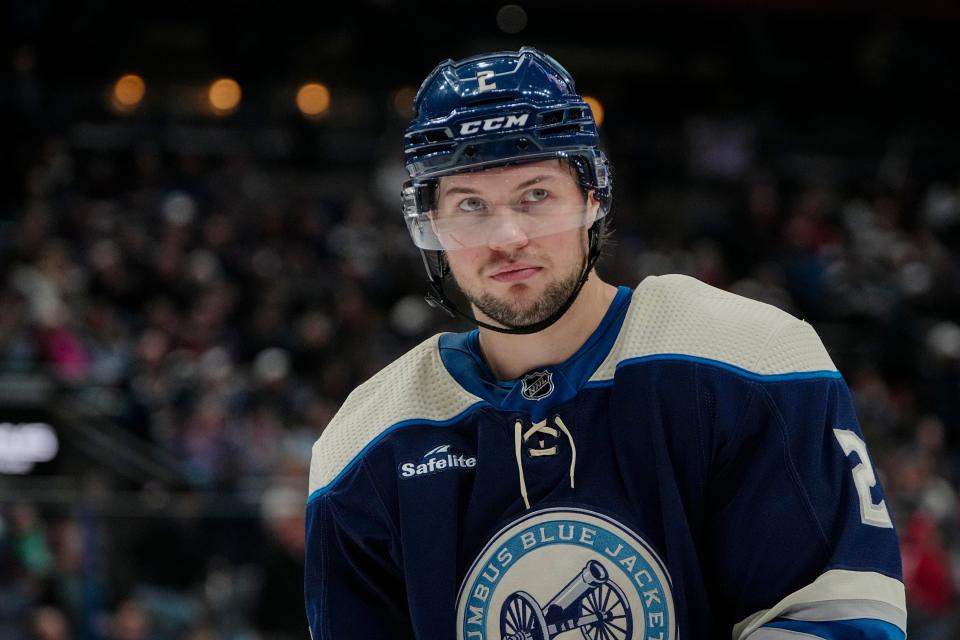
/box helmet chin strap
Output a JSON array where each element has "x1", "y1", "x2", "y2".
[{"x1": 422, "y1": 226, "x2": 602, "y2": 336}]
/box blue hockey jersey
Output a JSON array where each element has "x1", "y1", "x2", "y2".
[{"x1": 304, "y1": 274, "x2": 906, "y2": 640}]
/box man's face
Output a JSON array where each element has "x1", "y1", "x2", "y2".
[{"x1": 434, "y1": 159, "x2": 599, "y2": 328}]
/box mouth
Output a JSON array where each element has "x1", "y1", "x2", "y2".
[{"x1": 490, "y1": 265, "x2": 542, "y2": 283}]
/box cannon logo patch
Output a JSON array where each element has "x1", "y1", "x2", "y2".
[{"x1": 456, "y1": 508, "x2": 676, "y2": 640}]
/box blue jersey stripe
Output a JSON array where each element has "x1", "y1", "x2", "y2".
[
  {"x1": 585, "y1": 353, "x2": 842, "y2": 387},
  {"x1": 306, "y1": 400, "x2": 488, "y2": 504},
  {"x1": 762, "y1": 617, "x2": 905, "y2": 640}
]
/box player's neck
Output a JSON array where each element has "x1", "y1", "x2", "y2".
[{"x1": 475, "y1": 273, "x2": 618, "y2": 381}]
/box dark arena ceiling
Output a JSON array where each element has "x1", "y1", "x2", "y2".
[{"x1": 4, "y1": 0, "x2": 960, "y2": 206}]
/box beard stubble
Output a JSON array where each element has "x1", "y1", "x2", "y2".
[{"x1": 454, "y1": 247, "x2": 585, "y2": 328}]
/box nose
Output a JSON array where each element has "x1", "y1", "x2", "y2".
[{"x1": 485, "y1": 206, "x2": 529, "y2": 251}]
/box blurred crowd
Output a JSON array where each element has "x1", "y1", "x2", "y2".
[{"x1": 1, "y1": 105, "x2": 959, "y2": 639}]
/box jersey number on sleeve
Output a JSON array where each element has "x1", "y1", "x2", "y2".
[{"x1": 833, "y1": 429, "x2": 894, "y2": 528}]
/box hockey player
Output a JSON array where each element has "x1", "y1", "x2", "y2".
[{"x1": 304, "y1": 47, "x2": 906, "y2": 639}]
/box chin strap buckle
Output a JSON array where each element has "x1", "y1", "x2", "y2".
[{"x1": 425, "y1": 291, "x2": 456, "y2": 317}]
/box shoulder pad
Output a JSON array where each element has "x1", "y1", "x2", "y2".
[
  {"x1": 590, "y1": 274, "x2": 837, "y2": 382},
  {"x1": 308, "y1": 334, "x2": 482, "y2": 498}
]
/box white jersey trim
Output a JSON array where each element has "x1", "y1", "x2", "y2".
[
  {"x1": 732, "y1": 569, "x2": 907, "y2": 639},
  {"x1": 307, "y1": 334, "x2": 482, "y2": 498},
  {"x1": 590, "y1": 274, "x2": 837, "y2": 383}
]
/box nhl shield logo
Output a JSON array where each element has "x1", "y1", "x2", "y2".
[{"x1": 521, "y1": 371, "x2": 554, "y2": 401}]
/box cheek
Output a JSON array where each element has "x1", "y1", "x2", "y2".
[
  {"x1": 444, "y1": 247, "x2": 486, "y2": 278},
  {"x1": 542, "y1": 228, "x2": 584, "y2": 256}
]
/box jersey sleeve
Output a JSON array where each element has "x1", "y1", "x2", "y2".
[
  {"x1": 702, "y1": 319, "x2": 906, "y2": 639},
  {"x1": 304, "y1": 456, "x2": 413, "y2": 640}
]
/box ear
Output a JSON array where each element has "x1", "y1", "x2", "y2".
[{"x1": 585, "y1": 190, "x2": 602, "y2": 227}]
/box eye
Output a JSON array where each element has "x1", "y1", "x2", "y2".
[
  {"x1": 522, "y1": 188, "x2": 549, "y2": 203},
  {"x1": 457, "y1": 197, "x2": 486, "y2": 212}
]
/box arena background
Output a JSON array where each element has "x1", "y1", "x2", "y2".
[{"x1": 2, "y1": 1, "x2": 960, "y2": 638}]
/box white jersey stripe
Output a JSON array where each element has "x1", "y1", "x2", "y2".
[{"x1": 732, "y1": 569, "x2": 907, "y2": 639}]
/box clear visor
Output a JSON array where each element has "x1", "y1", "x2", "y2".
[{"x1": 404, "y1": 161, "x2": 602, "y2": 251}]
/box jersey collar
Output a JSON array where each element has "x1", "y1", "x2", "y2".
[{"x1": 438, "y1": 285, "x2": 632, "y2": 422}]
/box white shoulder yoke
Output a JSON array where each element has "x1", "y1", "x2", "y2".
[
  {"x1": 308, "y1": 334, "x2": 482, "y2": 498},
  {"x1": 590, "y1": 274, "x2": 837, "y2": 382}
]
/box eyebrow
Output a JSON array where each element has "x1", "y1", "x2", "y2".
[{"x1": 440, "y1": 174, "x2": 557, "y2": 199}]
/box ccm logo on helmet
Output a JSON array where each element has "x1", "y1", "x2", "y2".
[{"x1": 459, "y1": 113, "x2": 529, "y2": 135}]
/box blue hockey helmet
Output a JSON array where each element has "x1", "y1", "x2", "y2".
[{"x1": 401, "y1": 47, "x2": 612, "y2": 251}]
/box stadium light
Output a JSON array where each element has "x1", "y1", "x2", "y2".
[
  {"x1": 208, "y1": 78, "x2": 241, "y2": 115},
  {"x1": 297, "y1": 82, "x2": 331, "y2": 117},
  {"x1": 392, "y1": 86, "x2": 417, "y2": 119},
  {"x1": 111, "y1": 74, "x2": 145, "y2": 112},
  {"x1": 583, "y1": 95, "x2": 605, "y2": 127}
]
